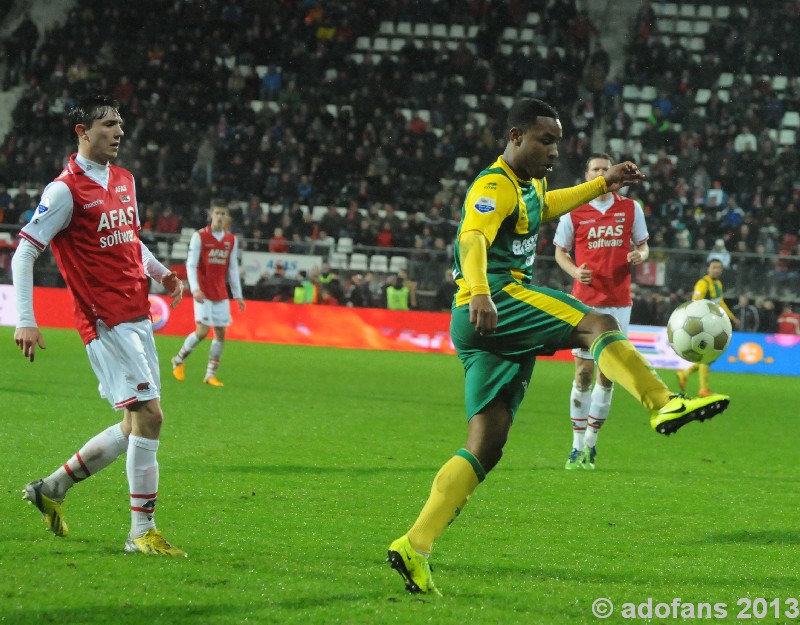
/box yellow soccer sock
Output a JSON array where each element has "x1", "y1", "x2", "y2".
[
  {"x1": 406, "y1": 450, "x2": 485, "y2": 554},
  {"x1": 683, "y1": 363, "x2": 700, "y2": 381},
  {"x1": 698, "y1": 364, "x2": 710, "y2": 392},
  {"x1": 592, "y1": 331, "x2": 672, "y2": 411}
]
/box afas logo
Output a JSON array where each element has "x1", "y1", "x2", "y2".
[{"x1": 148, "y1": 295, "x2": 170, "y2": 331}]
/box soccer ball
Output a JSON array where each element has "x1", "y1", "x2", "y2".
[{"x1": 667, "y1": 299, "x2": 733, "y2": 364}]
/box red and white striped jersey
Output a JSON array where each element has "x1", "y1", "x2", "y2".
[{"x1": 554, "y1": 193, "x2": 648, "y2": 307}]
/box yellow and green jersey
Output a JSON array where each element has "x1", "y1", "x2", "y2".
[
  {"x1": 453, "y1": 156, "x2": 546, "y2": 306},
  {"x1": 693, "y1": 274, "x2": 735, "y2": 319}
]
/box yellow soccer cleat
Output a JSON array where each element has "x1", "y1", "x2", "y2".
[
  {"x1": 387, "y1": 535, "x2": 441, "y2": 596},
  {"x1": 124, "y1": 529, "x2": 187, "y2": 557},
  {"x1": 204, "y1": 376, "x2": 224, "y2": 387},
  {"x1": 23, "y1": 480, "x2": 68, "y2": 537},
  {"x1": 651, "y1": 393, "x2": 730, "y2": 435},
  {"x1": 171, "y1": 358, "x2": 185, "y2": 382}
]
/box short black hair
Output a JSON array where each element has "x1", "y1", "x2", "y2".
[
  {"x1": 67, "y1": 94, "x2": 121, "y2": 129},
  {"x1": 585, "y1": 152, "x2": 614, "y2": 171},
  {"x1": 506, "y1": 98, "x2": 559, "y2": 134}
]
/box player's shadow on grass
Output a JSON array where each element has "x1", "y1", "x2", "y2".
[
  {"x1": 702, "y1": 529, "x2": 800, "y2": 545},
  {"x1": 3, "y1": 605, "x2": 238, "y2": 625},
  {"x1": 225, "y1": 464, "x2": 440, "y2": 475}
]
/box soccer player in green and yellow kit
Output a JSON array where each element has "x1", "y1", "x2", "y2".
[
  {"x1": 386, "y1": 98, "x2": 731, "y2": 596},
  {"x1": 677, "y1": 259, "x2": 740, "y2": 395}
]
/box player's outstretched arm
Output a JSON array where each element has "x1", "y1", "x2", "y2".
[{"x1": 603, "y1": 161, "x2": 645, "y2": 192}]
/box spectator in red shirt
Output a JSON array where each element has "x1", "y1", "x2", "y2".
[
  {"x1": 375, "y1": 221, "x2": 393, "y2": 248},
  {"x1": 268, "y1": 227, "x2": 290, "y2": 253},
  {"x1": 777, "y1": 303, "x2": 800, "y2": 335},
  {"x1": 155, "y1": 205, "x2": 180, "y2": 234}
]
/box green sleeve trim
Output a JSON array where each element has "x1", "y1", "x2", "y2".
[
  {"x1": 590, "y1": 330, "x2": 626, "y2": 362},
  {"x1": 455, "y1": 448, "x2": 486, "y2": 482}
]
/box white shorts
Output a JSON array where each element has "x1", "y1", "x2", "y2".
[
  {"x1": 194, "y1": 299, "x2": 231, "y2": 327},
  {"x1": 86, "y1": 318, "x2": 161, "y2": 410},
  {"x1": 574, "y1": 305, "x2": 632, "y2": 360}
]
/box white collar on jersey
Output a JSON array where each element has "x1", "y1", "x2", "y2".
[
  {"x1": 589, "y1": 194, "x2": 615, "y2": 213},
  {"x1": 75, "y1": 153, "x2": 110, "y2": 189}
]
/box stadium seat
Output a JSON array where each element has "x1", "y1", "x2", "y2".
[
  {"x1": 431, "y1": 24, "x2": 447, "y2": 38},
  {"x1": 639, "y1": 85, "x2": 657, "y2": 101},
  {"x1": 779, "y1": 129, "x2": 796, "y2": 145},
  {"x1": 250, "y1": 100, "x2": 264, "y2": 113},
  {"x1": 675, "y1": 20, "x2": 692, "y2": 35},
  {"x1": 607, "y1": 138, "x2": 625, "y2": 159},
  {"x1": 693, "y1": 21, "x2": 709, "y2": 35},
  {"x1": 378, "y1": 21, "x2": 394, "y2": 35},
  {"x1": 454, "y1": 156, "x2": 470, "y2": 172},
  {"x1": 355, "y1": 36, "x2": 370, "y2": 51},
  {"x1": 369, "y1": 254, "x2": 389, "y2": 273},
  {"x1": 695, "y1": 88, "x2": 711, "y2": 105},
  {"x1": 329, "y1": 251, "x2": 348, "y2": 270},
  {"x1": 781, "y1": 111, "x2": 800, "y2": 128},
  {"x1": 525, "y1": 12, "x2": 540, "y2": 26},
  {"x1": 772, "y1": 75, "x2": 788, "y2": 92},
  {"x1": 171, "y1": 242, "x2": 189, "y2": 261},
  {"x1": 312, "y1": 205, "x2": 328, "y2": 221},
  {"x1": 521, "y1": 79, "x2": 538, "y2": 95},
  {"x1": 413, "y1": 23, "x2": 430, "y2": 38},
  {"x1": 679, "y1": 5, "x2": 695, "y2": 18},
  {"x1": 395, "y1": 22, "x2": 412, "y2": 37},
  {"x1": 697, "y1": 5, "x2": 713, "y2": 19},
  {"x1": 349, "y1": 253, "x2": 368, "y2": 271},
  {"x1": 373, "y1": 37, "x2": 389, "y2": 52},
  {"x1": 449, "y1": 24, "x2": 465, "y2": 39},
  {"x1": 634, "y1": 103, "x2": 652, "y2": 119},
  {"x1": 717, "y1": 72, "x2": 734, "y2": 88},
  {"x1": 463, "y1": 93, "x2": 478, "y2": 108},
  {"x1": 501, "y1": 27, "x2": 517, "y2": 41},
  {"x1": 389, "y1": 256, "x2": 408, "y2": 273},
  {"x1": 336, "y1": 237, "x2": 354, "y2": 254},
  {"x1": 622, "y1": 84, "x2": 640, "y2": 101},
  {"x1": 715, "y1": 6, "x2": 730, "y2": 19}
]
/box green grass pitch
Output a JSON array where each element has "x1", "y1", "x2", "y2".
[{"x1": 1, "y1": 327, "x2": 798, "y2": 624}]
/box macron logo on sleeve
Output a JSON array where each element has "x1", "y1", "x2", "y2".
[{"x1": 473, "y1": 196, "x2": 496, "y2": 214}]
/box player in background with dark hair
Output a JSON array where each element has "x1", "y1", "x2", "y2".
[
  {"x1": 171, "y1": 200, "x2": 245, "y2": 386},
  {"x1": 386, "y1": 98, "x2": 730, "y2": 595},
  {"x1": 12, "y1": 94, "x2": 186, "y2": 555},
  {"x1": 677, "y1": 259, "x2": 739, "y2": 395},
  {"x1": 555, "y1": 152, "x2": 650, "y2": 470}
]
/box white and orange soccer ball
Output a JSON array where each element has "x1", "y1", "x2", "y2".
[{"x1": 667, "y1": 299, "x2": 733, "y2": 364}]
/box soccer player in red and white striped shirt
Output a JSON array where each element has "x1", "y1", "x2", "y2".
[
  {"x1": 171, "y1": 201, "x2": 245, "y2": 386},
  {"x1": 12, "y1": 94, "x2": 186, "y2": 556},
  {"x1": 554, "y1": 153, "x2": 650, "y2": 470}
]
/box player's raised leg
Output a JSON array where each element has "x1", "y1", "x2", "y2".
[
  {"x1": 23, "y1": 422, "x2": 129, "y2": 537},
  {"x1": 582, "y1": 318, "x2": 730, "y2": 434}
]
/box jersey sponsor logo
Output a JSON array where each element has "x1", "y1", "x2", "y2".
[
  {"x1": 512, "y1": 234, "x2": 537, "y2": 256},
  {"x1": 36, "y1": 203, "x2": 49, "y2": 215},
  {"x1": 578, "y1": 219, "x2": 595, "y2": 225},
  {"x1": 473, "y1": 196, "x2": 496, "y2": 214},
  {"x1": 96, "y1": 207, "x2": 136, "y2": 232},
  {"x1": 616, "y1": 217, "x2": 625, "y2": 223},
  {"x1": 136, "y1": 382, "x2": 151, "y2": 391},
  {"x1": 82, "y1": 199, "x2": 104, "y2": 209},
  {"x1": 586, "y1": 225, "x2": 624, "y2": 238},
  {"x1": 120, "y1": 195, "x2": 130, "y2": 203},
  {"x1": 115, "y1": 185, "x2": 128, "y2": 193}
]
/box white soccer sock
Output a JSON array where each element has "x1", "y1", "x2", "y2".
[
  {"x1": 570, "y1": 381, "x2": 591, "y2": 450},
  {"x1": 205, "y1": 339, "x2": 224, "y2": 379},
  {"x1": 42, "y1": 424, "x2": 129, "y2": 500},
  {"x1": 584, "y1": 384, "x2": 614, "y2": 448},
  {"x1": 175, "y1": 332, "x2": 201, "y2": 363},
  {"x1": 127, "y1": 435, "x2": 159, "y2": 538}
]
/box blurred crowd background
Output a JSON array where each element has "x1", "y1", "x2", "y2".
[{"x1": 0, "y1": 0, "x2": 798, "y2": 331}]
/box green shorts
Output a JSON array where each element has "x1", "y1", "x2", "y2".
[{"x1": 450, "y1": 281, "x2": 590, "y2": 420}]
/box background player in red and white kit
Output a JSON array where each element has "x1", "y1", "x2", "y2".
[
  {"x1": 171, "y1": 200, "x2": 245, "y2": 386},
  {"x1": 554, "y1": 152, "x2": 650, "y2": 470},
  {"x1": 11, "y1": 94, "x2": 186, "y2": 556}
]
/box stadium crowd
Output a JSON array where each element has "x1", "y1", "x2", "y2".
[{"x1": 0, "y1": 0, "x2": 798, "y2": 314}]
